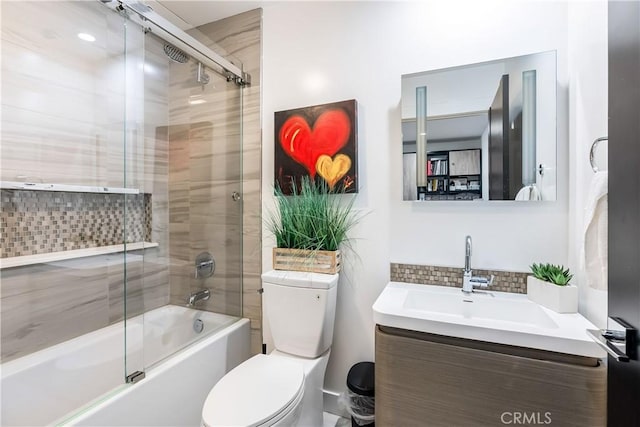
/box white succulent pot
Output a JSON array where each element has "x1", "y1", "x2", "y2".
[{"x1": 526, "y1": 276, "x2": 578, "y2": 313}]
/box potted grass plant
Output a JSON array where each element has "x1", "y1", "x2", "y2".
[
  {"x1": 527, "y1": 263, "x2": 578, "y2": 313},
  {"x1": 266, "y1": 176, "x2": 359, "y2": 274}
]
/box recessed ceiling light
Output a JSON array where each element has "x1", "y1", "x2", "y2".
[{"x1": 77, "y1": 33, "x2": 96, "y2": 42}]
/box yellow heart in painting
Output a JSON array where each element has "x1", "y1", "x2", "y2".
[{"x1": 315, "y1": 154, "x2": 352, "y2": 189}]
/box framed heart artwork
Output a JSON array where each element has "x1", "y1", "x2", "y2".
[{"x1": 274, "y1": 99, "x2": 358, "y2": 195}]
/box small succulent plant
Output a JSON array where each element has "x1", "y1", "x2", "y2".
[{"x1": 530, "y1": 263, "x2": 573, "y2": 286}]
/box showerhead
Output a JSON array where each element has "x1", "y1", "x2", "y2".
[
  {"x1": 163, "y1": 44, "x2": 188, "y2": 63},
  {"x1": 163, "y1": 44, "x2": 210, "y2": 86}
]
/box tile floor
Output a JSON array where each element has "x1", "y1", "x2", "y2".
[{"x1": 323, "y1": 411, "x2": 351, "y2": 427}]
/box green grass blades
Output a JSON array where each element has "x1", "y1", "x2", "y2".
[{"x1": 266, "y1": 176, "x2": 359, "y2": 251}]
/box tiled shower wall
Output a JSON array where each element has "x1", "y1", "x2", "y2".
[
  {"x1": 1, "y1": 248, "x2": 168, "y2": 362},
  {"x1": 1, "y1": 2, "x2": 262, "y2": 361},
  {"x1": 0, "y1": 1, "x2": 170, "y2": 362},
  {"x1": 205, "y1": 9, "x2": 263, "y2": 356},
  {"x1": 1, "y1": 1, "x2": 149, "y2": 190},
  {"x1": 166, "y1": 9, "x2": 263, "y2": 355},
  {"x1": 0, "y1": 190, "x2": 151, "y2": 258}
]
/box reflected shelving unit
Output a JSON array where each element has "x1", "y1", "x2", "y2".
[{"x1": 418, "y1": 149, "x2": 482, "y2": 201}]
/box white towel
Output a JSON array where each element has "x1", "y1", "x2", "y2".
[
  {"x1": 583, "y1": 171, "x2": 608, "y2": 290},
  {"x1": 515, "y1": 184, "x2": 542, "y2": 201}
]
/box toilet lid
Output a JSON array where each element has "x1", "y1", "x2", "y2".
[{"x1": 202, "y1": 354, "x2": 304, "y2": 427}]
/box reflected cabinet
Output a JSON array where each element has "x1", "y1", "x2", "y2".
[{"x1": 414, "y1": 149, "x2": 482, "y2": 201}]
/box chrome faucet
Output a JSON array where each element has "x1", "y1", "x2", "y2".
[
  {"x1": 188, "y1": 289, "x2": 211, "y2": 306},
  {"x1": 462, "y1": 235, "x2": 494, "y2": 294}
]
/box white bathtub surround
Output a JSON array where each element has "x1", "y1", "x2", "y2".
[
  {"x1": 1, "y1": 305, "x2": 249, "y2": 427},
  {"x1": 527, "y1": 276, "x2": 579, "y2": 313}
]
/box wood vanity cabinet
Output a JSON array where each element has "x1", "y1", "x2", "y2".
[{"x1": 375, "y1": 326, "x2": 606, "y2": 427}]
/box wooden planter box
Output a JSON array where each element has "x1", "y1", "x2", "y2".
[{"x1": 272, "y1": 248, "x2": 341, "y2": 274}]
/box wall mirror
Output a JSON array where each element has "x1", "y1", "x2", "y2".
[{"x1": 402, "y1": 51, "x2": 557, "y2": 201}]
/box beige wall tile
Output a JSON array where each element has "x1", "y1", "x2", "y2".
[
  {"x1": 198, "y1": 9, "x2": 263, "y2": 355},
  {"x1": 0, "y1": 1, "x2": 171, "y2": 360},
  {"x1": 167, "y1": 9, "x2": 263, "y2": 354},
  {"x1": 1, "y1": 2, "x2": 261, "y2": 361},
  {"x1": 0, "y1": 259, "x2": 109, "y2": 362}
]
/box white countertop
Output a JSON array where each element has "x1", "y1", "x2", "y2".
[{"x1": 373, "y1": 282, "x2": 605, "y2": 358}]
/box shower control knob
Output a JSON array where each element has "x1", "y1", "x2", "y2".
[{"x1": 231, "y1": 192, "x2": 241, "y2": 201}]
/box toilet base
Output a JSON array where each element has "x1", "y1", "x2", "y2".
[{"x1": 270, "y1": 349, "x2": 331, "y2": 427}]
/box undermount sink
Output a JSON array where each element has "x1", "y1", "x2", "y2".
[{"x1": 373, "y1": 282, "x2": 605, "y2": 358}]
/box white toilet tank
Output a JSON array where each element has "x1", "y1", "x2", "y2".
[{"x1": 262, "y1": 270, "x2": 339, "y2": 358}]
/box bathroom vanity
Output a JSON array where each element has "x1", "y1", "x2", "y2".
[{"x1": 373, "y1": 282, "x2": 606, "y2": 426}]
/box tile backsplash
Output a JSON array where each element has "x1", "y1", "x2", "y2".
[
  {"x1": 1, "y1": 190, "x2": 152, "y2": 258},
  {"x1": 390, "y1": 263, "x2": 529, "y2": 294}
]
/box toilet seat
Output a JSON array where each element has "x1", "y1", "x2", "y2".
[{"x1": 202, "y1": 354, "x2": 305, "y2": 427}]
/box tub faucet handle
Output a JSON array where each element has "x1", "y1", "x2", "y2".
[{"x1": 195, "y1": 252, "x2": 215, "y2": 279}]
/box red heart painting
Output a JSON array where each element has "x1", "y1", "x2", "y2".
[{"x1": 278, "y1": 109, "x2": 351, "y2": 177}]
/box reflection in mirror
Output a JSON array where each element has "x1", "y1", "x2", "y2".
[{"x1": 401, "y1": 51, "x2": 556, "y2": 201}]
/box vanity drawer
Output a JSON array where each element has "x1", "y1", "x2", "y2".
[{"x1": 375, "y1": 326, "x2": 606, "y2": 427}]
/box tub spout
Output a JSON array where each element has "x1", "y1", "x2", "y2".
[{"x1": 188, "y1": 289, "x2": 210, "y2": 306}]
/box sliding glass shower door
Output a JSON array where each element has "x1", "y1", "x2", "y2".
[
  {"x1": 136, "y1": 20, "x2": 244, "y2": 372},
  {"x1": 1, "y1": 1, "x2": 244, "y2": 423},
  {"x1": 0, "y1": 1, "x2": 137, "y2": 424}
]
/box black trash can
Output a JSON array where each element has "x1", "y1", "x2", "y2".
[{"x1": 346, "y1": 362, "x2": 375, "y2": 427}]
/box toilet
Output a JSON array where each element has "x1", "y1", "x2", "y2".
[{"x1": 202, "y1": 270, "x2": 339, "y2": 427}]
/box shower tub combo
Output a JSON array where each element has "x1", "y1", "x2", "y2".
[
  {"x1": 0, "y1": 0, "x2": 252, "y2": 425},
  {"x1": 1, "y1": 305, "x2": 250, "y2": 426}
]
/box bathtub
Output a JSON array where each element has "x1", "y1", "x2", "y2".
[{"x1": 1, "y1": 305, "x2": 250, "y2": 426}]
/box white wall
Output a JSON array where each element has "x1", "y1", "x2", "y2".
[
  {"x1": 567, "y1": 1, "x2": 608, "y2": 328},
  {"x1": 261, "y1": 0, "x2": 600, "y2": 399},
  {"x1": 262, "y1": 1, "x2": 394, "y2": 396},
  {"x1": 390, "y1": 0, "x2": 569, "y2": 273}
]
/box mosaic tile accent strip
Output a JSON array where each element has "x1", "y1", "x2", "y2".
[
  {"x1": 0, "y1": 190, "x2": 152, "y2": 258},
  {"x1": 390, "y1": 263, "x2": 529, "y2": 294}
]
